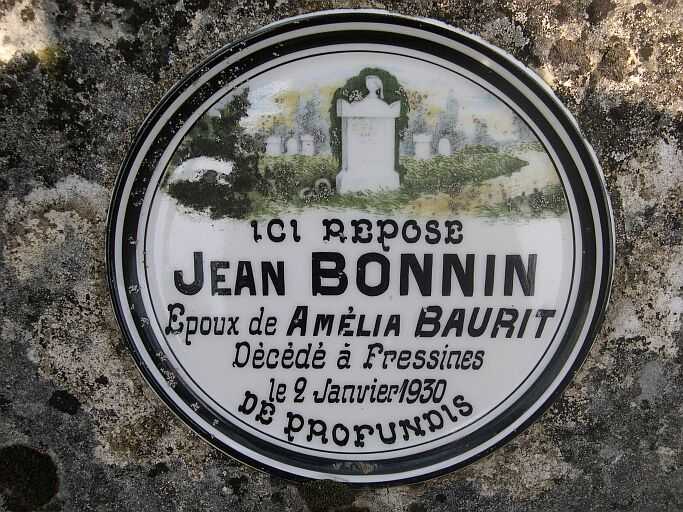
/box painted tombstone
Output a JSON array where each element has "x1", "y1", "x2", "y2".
[
  {"x1": 301, "y1": 134, "x2": 315, "y2": 156},
  {"x1": 265, "y1": 135, "x2": 282, "y2": 156},
  {"x1": 438, "y1": 137, "x2": 452, "y2": 156},
  {"x1": 286, "y1": 136, "x2": 299, "y2": 155},
  {"x1": 414, "y1": 133, "x2": 433, "y2": 160},
  {"x1": 335, "y1": 75, "x2": 401, "y2": 193},
  {"x1": 108, "y1": 11, "x2": 614, "y2": 486}
]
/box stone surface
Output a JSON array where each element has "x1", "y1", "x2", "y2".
[{"x1": 0, "y1": 1, "x2": 681, "y2": 511}]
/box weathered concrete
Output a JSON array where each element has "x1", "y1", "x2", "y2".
[{"x1": 0, "y1": 1, "x2": 681, "y2": 511}]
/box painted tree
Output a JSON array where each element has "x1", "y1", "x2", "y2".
[
  {"x1": 294, "y1": 95, "x2": 307, "y2": 137},
  {"x1": 296, "y1": 91, "x2": 326, "y2": 150},
  {"x1": 471, "y1": 117, "x2": 496, "y2": 147},
  {"x1": 411, "y1": 105, "x2": 429, "y2": 134},
  {"x1": 434, "y1": 90, "x2": 465, "y2": 151},
  {"x1": 167, "y1": 88, "x2": 264, "y2": 218},
  {"x1": 402, "y1": 89, "x2": 429, "y2": 155}
]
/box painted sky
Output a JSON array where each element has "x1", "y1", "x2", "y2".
[{"x1": 210, "y1": 52, "x2": 532, "y2": 143}]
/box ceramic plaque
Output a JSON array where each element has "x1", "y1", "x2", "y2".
[{"x1": 107, "y1": 10, "x2": 614, "y2": 485}]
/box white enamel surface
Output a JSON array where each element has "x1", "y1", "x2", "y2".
[{"x1": 145, "y1": 207, "x2": 573, "y2": 456}]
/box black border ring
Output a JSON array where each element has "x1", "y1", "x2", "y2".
[{"x1": 106, "y1": 9, "x2": 614, "y2": 486}]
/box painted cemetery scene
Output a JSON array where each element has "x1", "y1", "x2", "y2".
[{"x1": 164, "y1": 55, "x2": 567, "y2": 219}]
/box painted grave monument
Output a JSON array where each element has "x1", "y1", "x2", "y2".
[{"x1": 335, "y1": 75, "x2": 401, "y2": 193}]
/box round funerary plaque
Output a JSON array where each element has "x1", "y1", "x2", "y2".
[{"x1": 107, "y1": 10, "x2": 614, "y2": 485}]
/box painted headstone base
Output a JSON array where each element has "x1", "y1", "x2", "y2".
[{"x1": 0, "y1": 1, "x2": 681, "y2": 511}]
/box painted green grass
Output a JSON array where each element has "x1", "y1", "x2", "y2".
[
  {"x1": 249, "y1": 189, "x2": 421, "y2": 217},
  {"x1": 165, "y1": 147, "x2": 567, "y2": 219},
  {"x1": 478, "y1": 184, "x2": 568, "y2": 218}
]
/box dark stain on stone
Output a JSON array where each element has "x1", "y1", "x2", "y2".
[
  {"x1": 632, "y1": 2, "x2": 648, "y2": 18},
  {"x1": 0, "y1": 394, "x2": 11, "y2": 410},
  {"x1": 548, "y1": 37, "x2": 589, "y2": 71},
  {"x1": 115, "y1": 37, "x2": 144, "y2": 67},
  {"x1": 55, "y1": 0, "x2": 78, "y2": 26},
  {"x1": 586, "y1": 0, "x2": 616, "y2": 24},
  {"x1": 608, "y1": 103, "x2": 629, "y2": 121},
  {"x1": 514, "y1": 23, "x2": 539, "y2": 66},
  {"x1": 4, "y1": 50, "x2": 39, "y2": 75},
  {"x1": 574, "y1": 91, "x2": 671, "y2": 169},
  {"x1": 184, "y1": 0, "x2": 211, "y2": 11},
  {"x1": 297, "y1": 479, "x2": 356, "y2": 512},
  {"x1": 639, "y1": 44, "x2": 653, "y2": 61},
  {"x1": 19, "y1": 6, "x2": 35, "y2": 22},
  {"x1": 27, "y1": 44, "x2": 98, "y2": 150},
  {"x1": 599, "y1": 38, "x2": 631, "y2": 81},
  {"x1": 555, "y1": 3, "x2": 576, "y2": 23},
  {"x1": 109, "y1": 0, "x2": 156, "y2": 33},
  {"x1": 147, "y1": 462, "x2": 169, "y2": 478},
  {"x1": 22, "y1": 287, "x2": 53, "y2": 324},
  {"x1": 48, "y1": 389, "x2": 81, "y2": 415},
  {"x1": 44, "y1": 88, "x2": 85, "y2": 134},
  {"x1": 95, "y1": 375, "x2": 109, "y2": 386},
  {"x1": 227, "y1": 474, "x2": 248, "y2": 497},
  {"x1": 107, "y1": 0, "x2": 206, "y2": 79},
  {"x1": 0, "y1": 445, "x2": 59, "y2": 512},
  {"x1": 0, "y1": 51, "x2": 39, "y2": 105}
]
